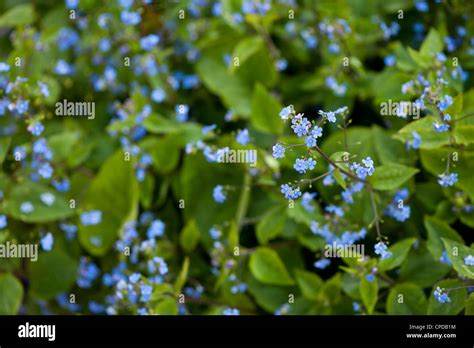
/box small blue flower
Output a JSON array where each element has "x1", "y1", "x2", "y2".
[
  {"x1": 38, "y1": 163, "x2": 53, "y2": 179},
  {"x1": 223, "y1": 308, "x2": 240, "y2": 315},
  {"x1": 438, "y1": 95, "x2": 453, "y2": 111},
  {"x1": 0, "y1": 215, "x2": 7, "y2": 229},
  {"x1": 151, "y1": 88, "x2": 166, "y2": 103},
  {"x1": 433, "y1": 122, "x2": 449, "y2": 132},
  {"x1": 16, "y1": 100, "x2": 29, "y2": 114},
  {"x1": 294, "y1": 157, "x2": 316, "y2": 174},
  {"x1": 464, "y1": 255, "x2": 474, "y2": 266},
  {"x1": 366, "y1": 274, "x2": 375, "y2": 282},
  {"x1": 175, "y1": 104, "x2": 189, "y2": 123},
  {"x1": 213, "y1": 185, "x2": 227, "y2": 204},
  {"x1": 280, "y1": 184, "x2": 302, "y2": 200},
  {"x1": 279, "y1": 106, "x2": 293, "y2": 120},
  {"x1": 40, "y1": 192, "x2": 55, "y2": 206},
  {"x1": 28, "y1": 122, "x2": 44, "y2": 136},
  {"x1": 384, "y1": 55, "x2": 396, "y2": 66},
  {"x1": 236, "y1": 129, "x2": 250, "y2": 145},
  {"x1": 53, "y1": 179, "x2": 70, "y2": 192},
  {"x1": 434, "y1": 287, "x2": 451, "y2": 303},
  {"x1": 301, "y1": 192, "x2": 317, "y2": 212},
  {"x1": 439, "y1": 250, "x2": 451, "y2": 265},
  {"x1": 0, "y1": 62, "x2": 10, "y2": 72},
  {"x1": 54, "y1": 60, "x2": 74, "y2": 75},
  {"x1": 291, "y1": 114, "x2": 311, "y2": 137},
  {"x1": 140, "y1": 34, "x2": 160, "y2": 51},
  {"x1": 60, "y1": 223, "x2": 78, "y2": 240},
  {"x1": 65, "y1": 0, "x2": 79, "y2": 9},
  {"x1": 80, "y1": 210, "x2": 102, "y2": 226},
  {"x1": 314, "y1": 258, "x2": 331, "y2": 269},
  {"x1": 129, "y1": 273, "x2": 141, "y2": 284},
  {"x1": 374, "y1": 242, "x2": 392, "y2": 260},
  {"x1": 352, "y1": 302, "x2": 361, "y2": 312},
  {"x1": 37, "y1": 81, "x2": 50, "y2": 97},
  {"x1": 140, "y1": 284, "x2": 153, "y2": 302},
  {"x1": 41, "y1": 232, "x2": 54, "y2": 251},
  {"x1": 325, "y1": 205, "x2": 344, "y2": 217},
  {"x1": 147, "y1": 219, "x2": 165, "y2": 239},
  {"x1": 438, "y1": 173, "x2": 458, "y2": 187},
  {"x1": 272, "y1": 143, "x2": 285, "y2": 159},
  {"x1": 121, "y1": 11, "x2": 141, "y2": 25},
  {"x1": 20, "y1": 202, "x2": 34, "y2": 214}
]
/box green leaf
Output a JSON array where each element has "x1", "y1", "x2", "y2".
[
  {"x1": 378, "y1": 238, "x2": 416, "y2": 271},
  {"x1": 425, "y1": 216, "x2": 463, "y2": 259},
  {"x1": 174, "y1": 257, "x2": 190, "y2": 294},
  {"x1": 0, "y1": 4, "x2": 34, "y2": 27},
  {"x1": 400, "y1": 245, "x2": 450, "y2": 288},
  {"x1": 441, "y1": 238, "x2": 474, "y2": 279},
  {"x1": 394, "y1": 116, "x2": 450, "y2": 149},
  {"x1": 256, "y1": 206, "x2": 286, "y2": 244},
  {"x1": 196, "y1": 55, "x2": 252, "y2": 117},
  {"x1": 79, "y1": 150, "x2": 139, "y2": 256},
  {"x1": 3, "y1": 181, "x2": 74, "y2": 223},
  {"x1": 420, "y1": 28, "x2": 443, "y2": 58},
  {"x1": 0, "y1": 137, "x2": 11, "y2": 165},
  {"x1": 180, "y1": 219, "x2": 201, "y2": 253},
  {"x1": 428, "y1": 279, "x2": 467, "y2": 315},
  {"x1": 249, "y1": 247, "x2": 295, "y2": 286},
  {"x1": 369, "y1": 163, "x2": 418, "y2": 190},
  {"x1": 231, "y1": 37, "x2": 264, "y2": 72},
  {"x1": 0, "y1": 273, "x2": 23, "y2": 314},
  {"x1": 154, "y1": 297, "x2": 178, "y2": 315},
  {"x1": 28, "y1": 250, "x2": 78, "y2": 300},
  {"x1": 386, "y1": 283, "x2": 427, "y2": 315},
  {"x1": 466, "y1": 293, "x2": 474, "y2": 315},
  {"x1": 250, "y1": 83, "x2": 283, "y2": 134},
  {"x1": 294, "y1": 269, "x2": 323, "y2": 300},
  {"x1": 360, "y1": 277, "x2": 378, "y2": 314},
  {"x1": 333, "y1": 168, "x2": 347, "y2": 189},
  {"x1": 454, "y1": 125, "x2": 474, "y2": 145},
  {"x1": 141, "y1": 135, "x2": 181, "y2": 174}
]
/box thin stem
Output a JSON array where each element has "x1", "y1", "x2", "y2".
[{"x1": 369, "y1": 189, "x2": 382, "y2": 240}]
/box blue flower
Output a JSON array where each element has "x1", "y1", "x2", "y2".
[
  {"x1": 40, "y1": 232, "x2": 54, "y2": 251},
  {"x1": 366, "y1": 274, "x2": 375, "y2": 282},
  {"x1": 77, "y1": 257, "x2": 100, "y2": 288},
  {"x1": 57, "y1": 28, "x2": 80, "y2": 51},
  {"x1": 223, "y1": 308, "x2": 240, "y2": 315},
  {"x1": 279, "y1": 105, "x2": 293, "y2": 120},
  {"x1": 374, "y1": 242, "x2": 392, "y2": 260},
  {"x1": 438, "y1": 95, "x2": 453, "y2": 111},
  {"x1": 151, "y1": 88, "x2": 166, "y2": 103},
  {"x1": 438, "y1": 173, "x2": 458, "y2": 187},
  {"x1": 314, "y1": 258, "x2": 331, "y2": 269},
  {"x1": 147, "y1": 220, "x2": 165, "y2": 239},
  {"x1": 433, "y1": 122, "x2": 449, "y2": 132},
  {"x1": 294, "y1": 157, "x2": 316, "y2": 174},
  {"x1": 140, "y1": 284, "x2": 153, "y2": 302},
  {"x1": 53, "y1": 179, "x2": 70, "y2": 192},
  {"x1": 129, "y1": 273, "x2": 141, "y2": 284},
  {"x1": 28, "y1": 122, "x2": 44, "y2": 136},
  {"x1": 120, "y1": 11, "x2": 141, "y2": 25},
  {"x1": 0, "y1": 62, "x2": 10, "y2": 72},
  {"x1": 37, "y1": 81, "x2": 50, "y2": 97},
  {"x1": 434, "y1": 287, "x2": 451, "y2": 303},
  {"x1": 80, "y1": 210, "x2": 102, "y2": 225},
  {"x1": 60, "y1": 223, "x2": 77, "y2": 240},
  {"x1": 236, "y1": 129, "x2": 250, "y2": 145},
  {"x1": 213, "y1": 185, "x2": 227, "y2": 203},
  {"x1": 0, "y1": 215, "x2": 7, "y2": 229},
  {"x1": 65, "y1": 0, "x2": 79, "y2": 9},
  {"x1": 439, "y1": 250, "x2": 451, "y2": 265},
  {"x1": 325, "y1": 205, "x2": 344, "y2": 217},
  {"x1": 384, "y1": 55, "x2": 396, "y2": 66},
  {"x1": 280, "y1": 184, "x2": 302, "y2": 200},
  {"x1": 40, "y1": 192, "x2": 55, "y2": 206},
  {"x1": 272, "y1": 143, "x2": 285, "y2": 159},
  {"x1": 415, "y1": 0, "x2": 429, "y2": 12},
  {"x1": 16, "y1": 100, "x2": 29, "y2": 114},
  {"x1": 55, "y1": 60, "x2": 74, "y2": 75},
  {"x1": 20, "y1": 202, "x2": 34, "y2": 214},
  {"x1": 38, "y1": 163, "x2": 53, "y2": 179},
  {"x1": 407, "y1": 131, "x2": 421, "y2": 150},
  {"x1": 464, "y1": 255, "x2": 474, "y2": 266},
  {"x1": 291, "y1": 114, "x2": 311, "y2": 137},
  {"x1": 352, "y1": 302, "x2": 361, "y2": 312},
  {"x1": 140, "y1": 34, "x2": 160, "y2": 51},
  {"x1": 301, "y1": 192, "x2": 317, "y2": 212}
]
